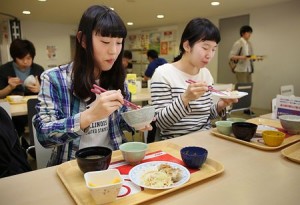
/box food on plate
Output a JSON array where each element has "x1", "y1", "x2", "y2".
[
  {"x1": 87, "y1": 177, "x2": 121, "y2": 187},
  {"x1": 228, "y1": 90, "x2": 239, "y2": 96},
  {"x1": 141, "y1": 164, "x2": 182, "y2": 188}
]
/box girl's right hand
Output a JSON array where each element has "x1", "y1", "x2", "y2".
[
  {"x1": 80, "y1": 90, "x2": 124, "y2": 129},
  {"x1": 182, "y1": 81, "x2": 208, "y2": 106}
]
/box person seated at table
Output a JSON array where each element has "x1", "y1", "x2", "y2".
[
  {"x1": 0, "y1": 107, "x2": 32, "y2": 178},
  {"x1": 143, "y1": 49, "x2": 167, "y2": 81},
  {"x1": 150, "y1": 18, "x2": 238, "y2": 140},
  {"x1": 0, "y1": 39, "x2": 44, "y2": 98},
  {"x1": 33, "y1": 5, "x2": 152, "y2": 167},
  {"x1": 122, "y1": 50, "x2": 133, "y2": 72},
  {"x1": 0, "y1": 39, "x2": 44, "y2": 149}
]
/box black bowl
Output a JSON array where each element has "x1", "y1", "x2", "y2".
[
  {"x1": 232, "y1": 122, "x2": 258, "y2": 142},
  {"x1": 75, "y1": 146, "x2": 112, "y2": 173}
]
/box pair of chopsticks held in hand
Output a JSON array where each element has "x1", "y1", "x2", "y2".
[
  {"x1": 91, "y1": 84, "x2": 140, "y2": 110},
  {"x1": 185, "y1": 79, "x2": 227, "y2": 95}
]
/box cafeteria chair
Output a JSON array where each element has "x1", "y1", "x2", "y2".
[
  {"x1": 27, "y1": 98, "x2": 39, "y2": 146},
  {"x1": 31, "y1": 115, "x2": 53, "y2": 169},
  {"x1": 0, "y1": 101, "x2": 11, "y2": 118},
  {"x1": 227, "y1": 82, "x2": 254, "y2": 116}
]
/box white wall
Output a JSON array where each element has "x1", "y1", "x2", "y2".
[
  {"x1": 17, "y1": 0, "x2": 300, "y2": 110},
  {"x1": 21, "y1": 21, "x2": 77, "y2": 69},
  {"x1": 249, "y1": 0, "x2": 300, "y2": 109}
]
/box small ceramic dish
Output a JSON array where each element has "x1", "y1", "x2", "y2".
[
  {"x1": 84, "y1": 169, "x2": 123, "y2": 204},
  {"x1": 180, "y1": 146, "x2": 208, "y2": 169},
  {"x1": 262, "y1": 130, "x2": 285, "y2": 147}
]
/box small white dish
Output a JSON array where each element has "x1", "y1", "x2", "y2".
[
  {"x1": 84, "y1": 169, "x2": 123, "y2": 204},
  {"x1": 256, "y1": 125, "x2": 278, "y2": 137},
  {"x1": 212, "y1": 91, "x2": 248, "y2": 99}
]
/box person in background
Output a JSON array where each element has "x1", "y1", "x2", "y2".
[
  {"x1": 229, "y1": 25, "x2": 254, "y2": 83},
  {"x1": 0, "y1": 39, "x2": 44, "y2": 98},
  {"x1": 143, "y1": 49, "x2": 167, "y2": 81},
  {"x1": 0, "y1": 39, "x2": 44, "y2": 148},
  {"x1": 229, "y1": 25, "x2": 255, "y2": 115},
  {"x1": 122, "y1": 50, "x2": 132, "y2": 71},
  {"x1": 33, "y1": 5, "x2": 152, "y2": 166},
  {"x1": 151, "y1": 18, "x2": 237, "y2": 140}
]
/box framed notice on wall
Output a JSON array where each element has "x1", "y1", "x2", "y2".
[{"x1": 9, "y1": 19, "x2": 21, "y2": 40}]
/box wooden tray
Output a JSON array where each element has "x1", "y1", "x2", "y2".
[
  {"x1": 281, "y1": 142, "x2": 300, "y2": 163},
  {"x1": 211, "y1": 128, "x2": 300, "y2": 150},
  {"x1": 57, "y1": 142, "x2": 224, "y2": 205}
]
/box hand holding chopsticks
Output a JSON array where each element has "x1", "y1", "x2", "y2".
[
  {"x1": 91, "y1": 84, "x2": 140, "y2": 110},
  {"x1": 186, "y1": 79, "x2": 227, "y2": 96}
]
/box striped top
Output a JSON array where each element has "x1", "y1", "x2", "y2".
[{"x1": 151, "y1": 64, "x2": 223, "y2": 139}]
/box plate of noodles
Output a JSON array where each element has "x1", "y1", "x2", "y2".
[
  {"x1": 212, "y1": 91, "x2": 248, "y2": 99},
  {"x1": 128, "y1": 161, "x2": 190, "y2": 189}
]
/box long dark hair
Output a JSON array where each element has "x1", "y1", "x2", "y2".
[
  {"x1": 174, "y1": 18, "x2": 221, "y2": 61},
  {"x1": 72, "y1": 5, "x2": 127, "y2": 102}
]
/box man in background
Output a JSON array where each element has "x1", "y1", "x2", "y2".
[
  {"x1": 122, "y1": 50, "x2": 132, "y2": 73},
  {"x1": 229, "y1": 25, "x2": 255, "y2": 115},
  {"x1": 0, "y1": 39, "x2": 44, "y2": 149},
  {"x1": 143, "y1": 49, "x2": 167, "y2": 81}
]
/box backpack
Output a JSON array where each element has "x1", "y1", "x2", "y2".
[
  {"x1": 229, "y1": 47, "x2": 243, "y2": 73},
  {"x1": 0, "y1": 107, "x2": 32, "y2": 178}
]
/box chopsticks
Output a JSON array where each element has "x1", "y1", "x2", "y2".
[
  {"x1": 91, "y1": 84, "x2": 140, "y2": 110},
  {"x1": 185, "y1": 79, "x2": 227, "y2": 95}
]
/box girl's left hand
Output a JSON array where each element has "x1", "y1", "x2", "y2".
[
  {"x1": 217, "y1": 98, "x2": 238, "y2": 112},
  {"x1": 138, "y1": 124, "x2": 153, "y2": 132}
]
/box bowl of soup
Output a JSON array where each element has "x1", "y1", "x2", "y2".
[{"x1": 75, "y1": 146, "x2": 112, "y2": 173}]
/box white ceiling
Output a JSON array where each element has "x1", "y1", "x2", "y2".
[{"x1": 0, "y1": 0, "x2": 292, "y2": 30}]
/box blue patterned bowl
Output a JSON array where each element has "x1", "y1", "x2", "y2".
[{"x1": 180, "y1": 146, "x2": 208, "y2": 169}]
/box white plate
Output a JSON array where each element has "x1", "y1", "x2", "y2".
[
  {"x1": 255, "y1": 125, "x2": 278, "y2": 136},
  {"x1": 212, "y1": 91, "x2": 248, "y2": 99},
  {"x1": 128, "y1": 161, "x2": 190, "y2": 189}
]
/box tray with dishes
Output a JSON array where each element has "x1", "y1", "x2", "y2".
[
  {"x1": 211, "y1": 118, "x2": 300, "y2": 151},
  {"x1": 56, "y1": 142, "x2": 224, "y2": 205},
  {"x1": 281, "y1": 142, "x2": 300, "y2": 163}
]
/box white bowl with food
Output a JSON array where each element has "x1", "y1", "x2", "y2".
[
  {"x1": 23, "y1": 75, "x2": 37, "y2": 86},
  {"x1": 121, "y1": 105, "x2": 155, "y2": 130},
  {"x1": 84, "y1": 169, "x2": 123, "y2": 204},
  {"x1": 279, "y1": 114, "x2": 300, "y2": 134},
  {"x1": 6, "y1": 95, "x2": 24, "y2": 103}
]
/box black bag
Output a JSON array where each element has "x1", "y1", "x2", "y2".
[
  {"x1": 229, "y1": 47, "x2": 243, "y2": 73},
  {"x1": 0, "y1": 107, "x2": 32, "y2": 178}
]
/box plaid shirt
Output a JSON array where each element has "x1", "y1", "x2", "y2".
[{"x1": 33, "y1": 63, "x2": 133, "y2": 166}]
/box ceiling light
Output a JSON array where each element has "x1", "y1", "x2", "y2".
[
  {"x1": 156, "y1": 15, "x2": 164, "y2": 19},
  {"x1": 38, "y1": 0, "x2": 47, "y2": 2},
  {"x1": 22, "y1": 11, "x2": 31, "y2": 15},
  {"x1": 110, "y1": 7, "x2": 114, "y2": 10},
  {"x1": 211, "y1": 2, "x2": 220, "y2": 6},
  {"x1": 127, "y1": 22, "x2": 134, "y2": 26}
]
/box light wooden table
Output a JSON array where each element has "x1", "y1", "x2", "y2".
[
  {"x1": 1, "y1": 119, "x2": 299, "y2": 205},
  {"x1": 2, "y1": 96, "x2": 38, "y2": 117},
  {"x1": 131, "y1": 88, "x2": 151, "y2": 103},
  {"x1": 6, "y1": 88, "x2": 150, "y2": 117}
]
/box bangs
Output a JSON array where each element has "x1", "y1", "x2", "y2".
[
  {"x1": 200, "y1": 28, "x2": 221, "y2": 43},
  {"x1": 94, "y1": 11, "x2": 127, "y2": 38}
]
